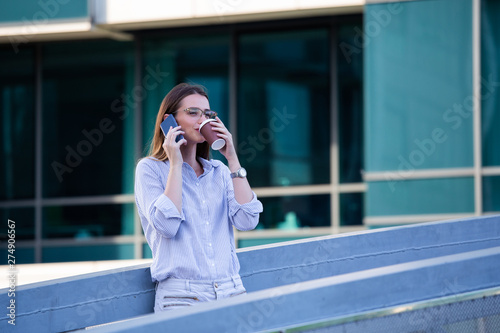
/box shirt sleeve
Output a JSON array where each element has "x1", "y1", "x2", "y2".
[
  {"x1": 225, "y1": 167, "x2": 263, "y2": 231},
  {"x1": 134, "y1": 159, "x2": 185, "y2": 238}
]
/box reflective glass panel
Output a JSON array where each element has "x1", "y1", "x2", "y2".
[
  {"x1": 42, "y1": 203, "x2": 134, "y2": 239},
  {"x1": 42, "y1": 244, "x2": 134, "y2": 262},
  {"x1": 367, "y1": 177, "x2": 474, "y2": 216},
  {"x1": 338, "y1": 24, "x2": 364, "y2": 183},
  {"x1": 340, "y1": 192, "x2": 363, "y2": 226},
  {"x1": 483, "y1": 176, "x2": 500, "y2": 212},
  {"x1": 0, "y1": 207, "x2": 35, "y2": 240},
  {"x1": 365, "y1": 0, "x2": 473, "y2": 171},
  {"x1": 238, "y1": 29, "x2": 330, "y2": 187},
  {"x1": 257, "y1": 194, "x2": 330, "y2": 230},
  {"x1": 481, "y1": 0, "x2": 500, "y2": 167},
  {"x1": 42, "y1": 40, "x2": 134, "y2": 197},
  {"x1": 0, "y1": 46, "x2": 35, "y2": 200}
]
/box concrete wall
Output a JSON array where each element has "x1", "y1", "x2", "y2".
[{"x1": 1, "y1": 215, "x2": 499, "y2": 332}]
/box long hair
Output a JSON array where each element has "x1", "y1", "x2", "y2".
[{"x1": 148, "y1": 83, "x2": 210, "y2": 161}]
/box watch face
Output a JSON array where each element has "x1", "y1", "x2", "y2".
[{"x1": 239, "y1": 168, "x2": 247, "y2": 177}]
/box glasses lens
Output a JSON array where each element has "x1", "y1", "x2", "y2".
[{"x1": 204, "y1": 110, "x2": 217, "y2": 119}]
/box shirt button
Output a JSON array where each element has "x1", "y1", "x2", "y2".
[
  {"x1": 215, "y1": 283, "x2": 219, "y2": 288},
  {"x1": 196, "y1": 182, "x2": 200, "y2": 186},
  {"x1": 206, "y1": 222, "x2": 209, "y2": 225},
  {"x1": 212, "y1": 263, "x2": 215, "y2": 266},
  {"x1": 209, "y1": 243, "x2": 212, "y2": 247}
]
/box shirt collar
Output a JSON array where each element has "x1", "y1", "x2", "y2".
[{"x1": 197, "y1": 157, "x2": 220, "y2": 174}]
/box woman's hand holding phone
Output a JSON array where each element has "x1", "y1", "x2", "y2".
[{"x1": 161, "y1": 116, "x2": 185, "y2": 166}]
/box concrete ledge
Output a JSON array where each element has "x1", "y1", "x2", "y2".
[
  {"x1": 80, "y1": 246, "x2": 500, "y2": 332},
  {"x1": 1, "y1": 215, "x2": 499, "y2": 332}
]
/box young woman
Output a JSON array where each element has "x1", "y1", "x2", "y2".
[{"x1": 134, "y1": 83, "x2": 263, "y2": 312}]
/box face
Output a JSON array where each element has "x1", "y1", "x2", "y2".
[{"x1": 167, "y1": 94, "x2": 210, "y2": 144}]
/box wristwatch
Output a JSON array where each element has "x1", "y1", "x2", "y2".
[{"x1": 230, "y1": 167, "x2": 247, "y2": 179}]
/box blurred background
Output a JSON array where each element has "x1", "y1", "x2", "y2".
[{"x1": 0, "y1": 0, "x2": 499, "y2": 283}]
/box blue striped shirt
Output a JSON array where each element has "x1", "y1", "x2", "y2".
[{"x1": 134, "y1": 157, "x2": 263, "y2": 283}]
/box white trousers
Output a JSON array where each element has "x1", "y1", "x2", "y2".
[{"x1": 154, "y1": 275, "x2": 247, "y2": 313}]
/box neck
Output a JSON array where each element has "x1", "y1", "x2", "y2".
[{"x1": 181, "y1": 142, "x2": 202, "y2": 172}]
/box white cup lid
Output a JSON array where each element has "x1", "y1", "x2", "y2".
[{"x1": 199, "y1": 118, "x2": 217, "y2": 131}]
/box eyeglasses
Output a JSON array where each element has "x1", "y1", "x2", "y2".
[{"x1": 173, "y1": 107, "x2": 217, "y2": 119}]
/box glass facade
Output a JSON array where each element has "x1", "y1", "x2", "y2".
[
  {"x1": 0, "y1": 47, "x2": 35, "y2": 200},
  {"x1": 365, "y1": 0, "x2": 473, "y2": 173},
  {"x1": 42, "y1": 40, "x2": 135, "y2": 197},
  {"x1": 238, "y1": 29, "x2": 330, "y2": 187},
  {"x1": 1, "y1": 0, "x2": 499, "y2": 264}
]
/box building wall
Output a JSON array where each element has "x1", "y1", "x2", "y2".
[{"x1": 0, "y1": 0, "x2": 498, "y2": 264}]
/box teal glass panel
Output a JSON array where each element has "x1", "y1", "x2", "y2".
[
  {"x1": 0, "y1": 46, "x2": 35, "y2": 200},
  {"x1": 483, "y1": 176, "x2": 500, "y2": 212},
  {"x1": 257, "y1": 195, "x2": 330, "y2": 230},
  {"x1": 142, "y1": 243, "x2": 152, "y2": 259},
  {"x1": 340, "y1": 192, "x2": 363, "y2": 226},
  {"x1": 0, "y1": 247, "x2": 35, "y2": 264},
  {"x1": 367, "y1": 177, "x2": 474, "y2": 216},
  {"x1": 42, "y1": 244, "x2": 134, "y2": 262},
  {"x1": 42, "y1": 40, "x2": 134, "y2": 197},
  {"x1": 365, "y1": 0, "x2": 473, "y2": 172},
  {"x1": 237, "y1": 236, "x2": 326, "y2": 248},
  {"x1": 481, "y1": 0, "x2": 500, "y2": 167},
  {"x1": 338, "y1": 24, "x2": 364, "y2": 183},
  {"x1": 42, "y1": 204, "x2": 135, "y2": 239},
  {"x1": 0, "y1": 0, "x2": 88, "y2": 23},
  {"x1": 141, "y1": 34, "x2": 229, "y2": 160},
  {"x1": 1, "y1": 207, "x2": 35, "y2": 240},
  {"x1": 238, "y1": 29, "x2": 330, "y2": 187}
]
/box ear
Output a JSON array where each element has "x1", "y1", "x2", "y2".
[{"x1": 163, "y1": 114, "x2": 169, "y2": 121}]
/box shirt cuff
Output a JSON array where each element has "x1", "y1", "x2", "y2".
[
  {"x1": 152, "y1": 194, "x2": 185, "y2": 238},
  {"x1": 229, "y1": 191, "x2": 263, "y2": 217}
]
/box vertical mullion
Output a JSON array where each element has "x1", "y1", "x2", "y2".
[
  {"x1": 473, "y1": 0, "x2": 482, "y2": 216},
  {"x1": 229, "y1": 29, "x2": 239, "y2": 247},
  {"x1": 134, "y1": 37, "x2": 143, "y2": 259},
  {"x1": 330, "y1": 25, "x2": 340, "y2": 234},
  {"x1": 35, "y1": 44, "x2": 43, "y2": 263}
]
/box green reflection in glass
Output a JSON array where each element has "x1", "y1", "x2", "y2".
[
  {"x1": 141, "y1": 34, "x2": 230, "y2": 162},
  {"x1": 42, "y1": 40, "x2": 134, "y2": 197},
  {"x1": 238, "y1": 29, "x2": 330, "y2": 187},
  {"x1": 0, "y1": 46, "x2": 35, "y2": 200},
  {"x1": 481, "y1": 0, "x2": 500, "y2": 167},
  {"x1": 367, "y1": 177, "x2": 474, "y2": 216},
  {"x1": 42, "y1": 204, "x2": 135, "y2": 239},
  {"x1": 257, "y1": 195, "x2": 330, "y2": 230},
  {"x1": 483, "y1": 176, "x2": 500, "y2": 212}
]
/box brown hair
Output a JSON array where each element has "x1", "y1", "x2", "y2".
[{"x1": 148, "y1": 83, "x2": 210, "y2": 161}]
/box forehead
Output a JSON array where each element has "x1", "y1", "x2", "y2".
[{"x1": 179, "y1": 94, "x2": 209, "y2": 109}]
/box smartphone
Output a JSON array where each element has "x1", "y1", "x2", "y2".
[{"x1": 160, "y1": 115, "x2": 184, "y2": 143}]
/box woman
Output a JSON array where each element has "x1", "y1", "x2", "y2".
[{"x1": 134, "y1": 83, "x2": 263, "y2": 312}]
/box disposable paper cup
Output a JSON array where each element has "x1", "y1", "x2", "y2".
[{"x1": 199, "y1": 119, "x2": 226, "y2": 150}]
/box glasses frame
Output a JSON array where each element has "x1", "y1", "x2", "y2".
[{"x1": 173, "y1": 107, "x2": 218, "y2": 119}]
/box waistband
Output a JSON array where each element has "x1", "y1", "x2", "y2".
[{"x1": 156, "y1": 275, "x2": 242, "y2": 290}]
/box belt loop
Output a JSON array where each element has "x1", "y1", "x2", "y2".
[
  {"x1": 185, "y1": 280, "x2": 191, "y2": 292},
  {"x1": 155, "y1": 282, "x2": 158, "y2": 291}
]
